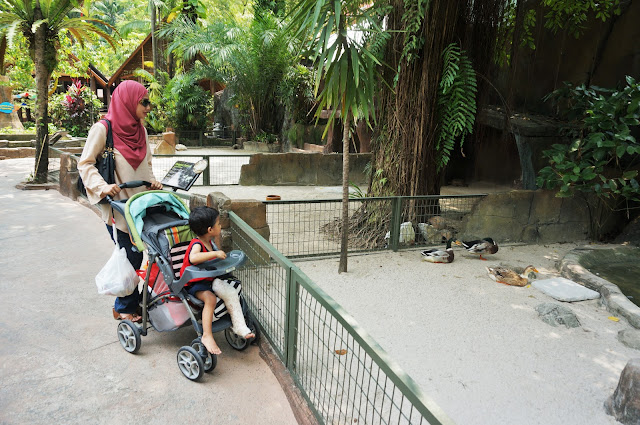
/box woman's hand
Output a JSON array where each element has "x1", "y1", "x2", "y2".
[
  {"x1": 100, "y1": 184, "x2": 121, "y2": 198},
  {"x1": 148, "y1": 181, "x2": 163, "y2": 190}
]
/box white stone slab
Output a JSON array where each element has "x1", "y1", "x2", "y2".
[{"x1": 532, "y1": 277, "x2": 600, "y2": 302}]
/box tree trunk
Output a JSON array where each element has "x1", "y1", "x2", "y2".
[
  {"x1": 151, "y1": 5, "x2": 158, "y2": 78},
  {"x1": 372, "y1": 1, "x2": 463, "y2": 197},
  {"x1": 0, "y1": 37, "x2": 6, "y2": 75},
  {"x1": 338, "y1": 112, "x2": 351, "y2": 273},
  {"x1": 33, "y1": 5, "x2": 50, "y2": 183}
]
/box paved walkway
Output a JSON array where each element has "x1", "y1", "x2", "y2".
[{"x1": 0, "y1": 158, "x2": 298, "y2": 425}]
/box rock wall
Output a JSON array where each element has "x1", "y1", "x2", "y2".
[
  {"x1": 239, "y1": 152, "x2": 371, "y2": 186},
  {"x1": 460, "y1": 190, "x2": 597, "y2": 243}
]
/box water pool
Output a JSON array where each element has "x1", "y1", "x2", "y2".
[{"x1": 578, "y1": 247, "x2": 640, "y2": 306}]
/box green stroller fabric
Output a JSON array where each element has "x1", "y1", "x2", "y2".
[{"x1": 124, "y1": 191, "x2": 190, "y2": 251}]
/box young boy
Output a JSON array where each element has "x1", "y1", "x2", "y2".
[{"x1": 180, "y1": 206, "x2": 254, "y2": 355}]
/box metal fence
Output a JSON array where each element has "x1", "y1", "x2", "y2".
[
  {"x1": 46, "y1": 150, "x2": 456, "y2": 424},
  {"x1": 153, "y1": 154, "x2": 252, "y2": 185},
  {"x1": 265, "y1": 195, "x2": 486, "y2": 258},
  {"x1": 230, "y1": 211, "x2": 454, "y2": 425}
]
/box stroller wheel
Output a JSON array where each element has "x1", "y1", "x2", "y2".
[
  {"x1": 177, "y1": 346, "x2": 204, "y2": 381},
  {"x1": 247, "y1": 314, "x2": 260, "y2": 345},
  {"x1": 191, "y1": 338, "x2": 217, "y2": 373},
  {"x1": 117, "y1": 320, "x2": 141, "y2": 354},
  {"x1": 225, "y1": 315, "x2": 259, "y2": 351}
]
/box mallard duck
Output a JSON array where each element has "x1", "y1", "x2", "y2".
[
  {"x1": 455, "y1": 237, "x2": 499, "y2": 260},
  {"x1": 421, "y1": 238, "x2": 455, "y2": 263},
  {"x1": 486, "y1": 265, "x2": 539, "y2": 287}
]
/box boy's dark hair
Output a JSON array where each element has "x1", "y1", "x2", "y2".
[{"x1": 189, "y1": 206, "x2": 220, "y2": 236}]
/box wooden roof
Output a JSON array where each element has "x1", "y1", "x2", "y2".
[{"x1": 108, "y1": 34, "x2": 158, "y2": 86}]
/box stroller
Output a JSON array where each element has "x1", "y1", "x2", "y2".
[{"x1": 108, "y1": 180, "x2": 259, "y2": 381}]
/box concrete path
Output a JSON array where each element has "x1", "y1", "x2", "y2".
[{"x1": 0, "y1": 158, "x2": 297, "y2": 425}]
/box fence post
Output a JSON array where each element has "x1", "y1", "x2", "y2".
[
  {"x1": 202, "y1": 156, "x2": 210, "y2": 186},
  {"x1": 389, "y1": 197, "x2": 402, "y2": 252},
  {"x1": 285, "y1": 267, "x2": 300, "y2": 370}
]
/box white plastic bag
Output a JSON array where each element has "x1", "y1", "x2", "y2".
[{"x1": 95, "y1": 225, "x2": 139, "y2": 297}]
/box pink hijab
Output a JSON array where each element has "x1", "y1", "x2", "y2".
[{"x1": 104, "y1": 80, "x2": 148, "y2": 170}]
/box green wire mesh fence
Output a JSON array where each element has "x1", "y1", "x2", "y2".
[
  {"x1": 230, "y1": 211, "x2": 455, "y2": 425},
  {"x1": 265, "y1": 195, "x2": 486, "y2": 258}
]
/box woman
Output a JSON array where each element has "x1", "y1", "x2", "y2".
[{"x1": 78, "y1": 80, "x2": 162, "y2": 322}]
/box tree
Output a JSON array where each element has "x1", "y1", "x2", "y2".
[
  {"x1": 0, "y1": 0, "x2": 115, "y2": 182},
  {"x1": 369, "y1": 0, "x2": 500, "y2": 198},
  {"x1": 289, "y1": 0, "x2": 381, "y2": 272}
]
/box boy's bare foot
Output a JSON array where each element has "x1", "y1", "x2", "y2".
[{"x1": 202, "y1": 334, "x2": 221, "y2": 355}]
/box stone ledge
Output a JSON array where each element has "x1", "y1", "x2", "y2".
[
  {"x1": 560, "y1": 246, "x2": 640, "y2": 329},
  {"x1": 15, "y1": 182, "x2": 59, "y2": 191}
]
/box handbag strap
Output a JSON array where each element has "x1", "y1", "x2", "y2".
[{"x1": 102, "y1": 119, "x2": 113, "y2": 149}]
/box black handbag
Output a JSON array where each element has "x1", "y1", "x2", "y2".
[{"x1": 77, "y1": 119, "x2": 115, "y2": 203}]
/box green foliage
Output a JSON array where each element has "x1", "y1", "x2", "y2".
[
  {"x1": 348, "y1": 181, "x2": 365, "y2": 199},
  {"x1": 286, "y1": 122, "x2": 305, "y2": 148},
  {"x1": 254, "y1": 130, "x2": 278, "y2": 143},
  {"x1": 536, "y1": 77, "x2": 640, "y2": 205},
  {"x1": 164, "y1": 72, "x2": 213, "y2": 133},
  {"x1": 397, "y1": 0, "x2": 429, "y2": 77},
  {"x1": 494, "y1": 0, "x2": 622, "y2": 66},
  {"x1": 435, "y1": 43, "x2": 477, "y2": 171},
  {"x1": 49, "y1": 80, "x2": 102, "y2": 136},
  {"x1": 542, "y1": 0, "x2": 622, "y2": 38},
  {"x1": 3, "y1": 33, "x2": 34, "y2": 90},
  {"x1": 279, "y1": 64, "x2": 315, "y2": 124},
  {"x1": 133, "y1": 68, "x2": 172, "y2": 132},
  {"x1": 288, "y1": 0, "x2": 383, "y2": 130},
  {"x1": 164, "y1": 12, "x2": 297, "y2": 138}
]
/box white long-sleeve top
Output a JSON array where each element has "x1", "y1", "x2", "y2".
[{"x1": 77, "y1": 121, "x2": 158, "y2": 233}]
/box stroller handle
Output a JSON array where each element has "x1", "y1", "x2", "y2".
[
  {"x1": 120, "y1": 180, "x2": 152, "y2": 189},
  {"x1": 104, "y1": 180, "x2": 153, "y2": 203}
]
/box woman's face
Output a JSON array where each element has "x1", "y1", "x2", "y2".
[{"x1": 136, "y1": 96, "x2": 152, "y2": 120}]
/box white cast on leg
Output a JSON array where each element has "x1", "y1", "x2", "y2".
[{"x1": 211, "y1": 278, "x2": 252, "y2": 337}]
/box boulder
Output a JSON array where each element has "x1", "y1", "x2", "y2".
[
  {"x1": 619, "y1": 330, "x2": 640, "y2": 351},
  {"x1": 153, "y1": 140, "x2": 175, "y2": 155},
  {"x1": 605, "y1": 358, "x2": 640, "y2": 424},
  {"x1": 162, "y1": 131, "x2": 176, "y2": 147},
  {"x1": 535, "y1": 303, "x2": 581, "y2": 328}
]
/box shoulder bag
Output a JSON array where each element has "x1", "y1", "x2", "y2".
[{"x1": 77, "y1": 119, "x2": 115, "y2": 203}]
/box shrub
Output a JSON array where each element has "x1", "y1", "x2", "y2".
[
  {"x1": 537, "y1": 76, "x2": 640, "y2": 238},
  {"x1": 49, "y1": 81, "x2": 103, "y2": 136}
]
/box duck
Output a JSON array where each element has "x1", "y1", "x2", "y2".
[
  {"x1": 455, "y1": 237, "x2": 499, "y2": 260},
  {"x1": 486, "y1": 265, "x2": 539, "y2": 287},
  {"x1": 421, "y1": 238, "x2": 455, "y2": 263}
]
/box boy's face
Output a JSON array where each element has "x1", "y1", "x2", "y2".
[{"x1": 209, "y1": 217, "x2": 221, "y2": 237}]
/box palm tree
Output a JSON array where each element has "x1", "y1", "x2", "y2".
[
  {"x1": 0, "y1": 0, "x2": 115, "y2": 183},
  {"x1": 90, "y1": 0, "x2": 126, "y2": 34},
  {"x1": 289, "y1": 0, "x2": 381, "y2": 272}
]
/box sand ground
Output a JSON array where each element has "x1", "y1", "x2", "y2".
[{"x1": 296, "y1": 243, "x2": 636, "y2": 425}]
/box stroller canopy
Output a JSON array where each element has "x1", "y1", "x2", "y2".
[{"x1": 125, "y1": 191, "x2": 190, "y2": 251}]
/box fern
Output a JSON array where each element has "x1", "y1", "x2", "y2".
[
  {"x1": 395, "y1": 0, "x2": 430, "y2": 86},
  {"x1": 435, "y1": 43, "x2": 477, "y2": 171}
]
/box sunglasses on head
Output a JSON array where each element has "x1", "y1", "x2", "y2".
[{"x1": 140, "y1": 99, "x2": 152, "y2": 107}]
